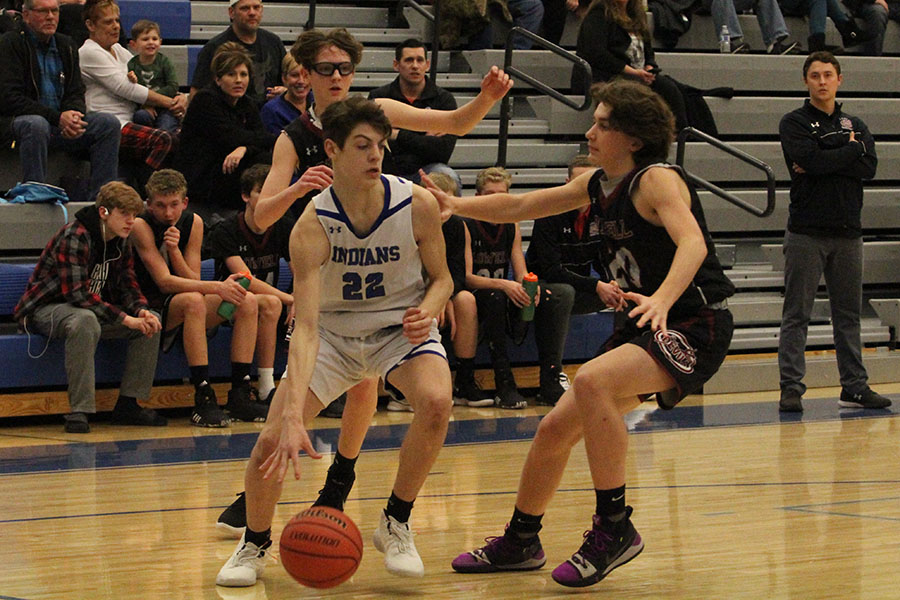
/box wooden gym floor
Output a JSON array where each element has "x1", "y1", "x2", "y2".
[{"x1": 1, "y1": 384, "x2": 898, "y2": 599}]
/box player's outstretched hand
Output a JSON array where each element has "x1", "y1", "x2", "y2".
[
  {"x1": 259, "y1": 417, "x2": 322, "y2": 483},
  {"x1": 480, "y1": 66, "x2": 514, "y2": 103},
  {"x1": 419, "y1": 170, "x2": 454, "y2": 221},
  {"x1": 293, "y1": 164, "x2": 334, "y2": 197},
  {"x1": 402, "y1": 306, "x2": 434, "y2": 344},
  {"x1": 624, "y1": 291, "x2": 670, "y2": 332}
]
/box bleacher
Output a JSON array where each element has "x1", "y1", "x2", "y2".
[{"x1": 2, "y1": 0, "x2": 899, "y2": 417}]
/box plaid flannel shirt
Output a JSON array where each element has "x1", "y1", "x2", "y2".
[{"x1": 14, "y1": 219, "x2": 148, "y2": 325}]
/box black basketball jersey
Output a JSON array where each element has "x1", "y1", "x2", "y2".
[
  {"x1": 206, "y1": 211, "x2": 294, "y2": 288},
  {"x1": 587, "y1": 164, "x2": 734, "y2": 317},
  {"x1": 465, "y1": 219, "x2": 515, "y2": 280},
  {"x1": 133, "y1": 209, "x2": 194, "y2": 309},
  {"x1": 283, "y1": 106, "x2": 398, "y2": 214}
]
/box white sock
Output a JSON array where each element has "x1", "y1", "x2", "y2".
[{"x1": 257, "y1": 368, "x2": 275, "y2": 399}]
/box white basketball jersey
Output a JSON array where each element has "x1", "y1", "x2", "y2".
[{"x1": 314, "y1": 174, "x2": 426, "y2": 338}]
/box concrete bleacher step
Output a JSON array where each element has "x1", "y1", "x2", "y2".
[
  {"x1": 679, "y1": 141, "x2": 900, "y2": 184},
  {"x1": 730, "y1": 317, "x2": 889, "y2": 351},
  {"x1": 725, "y1": 264, "x2": 784, "y2": 289},
  {"x1": 655, "y1": 53, "x2": 900, "y2": 93},
  {"x1": 0, "y1": 204, "x2": 68, "y2": 255},
  {"x1": 705, "y1": 348, "x2": 900, "y2": 394},
  {"x1": 699, "y1": 189, "x2": 900, "y2": 235},
  {"x1": 727, "y1": 293, "x2": 830, "y2": 325},
  {"x1": 451, "y1": 139, "x2": 580, "y2": 168},
  {"x1": 761, "y1": 241, "x2": 900, "y2": 285},
  {"x1": 707, "y1": 97, "x2": 900, "y2": 136},
  {"x1": 469, "y1": 119, "x2": 551, "y2": 136}
]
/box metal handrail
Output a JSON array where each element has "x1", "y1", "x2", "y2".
[
  {"x1": 397, "y1": 0, "x2": 441, "y2": 83},
  {"x1": 497, "y1": 27, "x2": 592, "y2": 166},
  {"x1": 305, "y1": 0, "x2": 316, "y2": 30},
  {"x1": 675, "y1": 127, "x2": 776, "y2": 218}
]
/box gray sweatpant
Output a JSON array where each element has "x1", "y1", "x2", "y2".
[
  {"x1": 778, "y1": 231, "x2": 868, "y2": 396},
  {"x1": 29, "y1": 304, "x2": 161, "y2": 414}
]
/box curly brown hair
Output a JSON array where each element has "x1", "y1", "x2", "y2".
[
  {"x1": 290, "y1": 28, "x2": 363, "y2": 70},
  {"x1": 591, "y1": 80, "x2": 675, "y2": 166}
]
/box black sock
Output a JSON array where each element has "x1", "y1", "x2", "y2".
[
  {"x1": 232, "y1": 363, "x2": 252, "y2": 388},
  {"x1": 596, "y1": 485, "x2": 626, "y2": 520},
  {"x1": 331, "y1": 450, "x2": 358, "y2": 478},
  {"x1": 385, "y1": 493, "x2": 414, "y2": 524},
  {"x1": 114, "y1": 395, "x2": 138, "y2": 412},
  {"x1": 457, "y1": 357, "x2": 475, "y2": 383},
  {"x1": 189, "y1": 365, "x2": 209, "y2": 389},
  {"x1": 244, "y1": 526, "x2": 271, "y2": 548},
  {"x1": 508, "y1": 506, "x2": 543, "y2": 540}
]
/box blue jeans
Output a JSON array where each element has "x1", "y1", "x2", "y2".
[
  {"x1": 707, "y1": 0, "x2": 791, "y2": 46},
  {"x1": 468, "y1": 0, "x2": 545, "y2": 49},
  {"x1": 778, "y1": 0, "x2": 848, "y2": 35},
  {"x1": 11, "y1": 111, "x2": 121, "y2": 201},
  {"x1": 853, "y1": 2, "x2": 888, "y2": 55},
  {"x1": 133, "y1": 108, "x2": 180, "y2": 134}
]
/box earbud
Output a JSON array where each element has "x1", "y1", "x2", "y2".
[{"x1": 100, "y1": 207, "x2": 109, "y2": 217}]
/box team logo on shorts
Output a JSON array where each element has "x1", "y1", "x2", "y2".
[{"x1": 654, "y1": 330, "x2": 697, "y2": 374}]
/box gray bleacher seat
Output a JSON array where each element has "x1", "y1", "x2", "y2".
[{"x1": 0, "y1": 204, "x2": 68, "y2": 255}]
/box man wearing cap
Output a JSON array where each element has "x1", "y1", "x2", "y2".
[{"x1": 190, "y1": 0, "x2": 285, "y2": 108}]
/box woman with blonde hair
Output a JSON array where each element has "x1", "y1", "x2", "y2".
[{"x1": 259, "y1": 52, "x2": 311, "y2": 134}]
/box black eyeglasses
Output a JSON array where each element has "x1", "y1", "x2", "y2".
[{"x1": 310, "y1": 62, "x2": 354, "y2": 77}]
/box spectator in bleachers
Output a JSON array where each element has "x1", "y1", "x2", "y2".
[
  {"x1": 778, "y1": 0, "x2": 873, "y2": 51},
  {"x1": 205, "y1": 164, "x2": 295, "y2": 405},
  {"x1": 842, "y1": 0, "x2": 889, "y2": 55},
  {"x1": 190, "y1": 0, "x2": 285, "y2": 109},
  {"x1": 702, "y1": 0, "x2": 802, "y2": 53},
  {"x1": 426, "y1": 171, "x2": 496, "y2": 408},
  {"x1": 368, "y1": 38, "x2": 462, "y2": 191},
  {"x1": 464, "y1": 167, "x2": 573, "y2": 408},
  {"x1": 13, "y1": 181, "x2": 165, "y2": 433},
  {"x1": 525, "y1": 154, "x2": 616, "y2": 401},
  {"x1": 132, "y1": 168, "x2": 270, "y2": 427},
  {"x1": 467, "y1": 0, "x2": 545, "y2": 49},
  {"x1": 0, "y1": 0, "x2": 120, "y2": 201},
  {"x1": 175, "y1": 42, "x2": 277, "y2": 220},
  {"x1": 777, "y1": 52, "x2": 891, "y2": 413},
  {"x1": 126, "y1": 19, "x2": 180, "y2": 133},
  {"x1": 571, "y1": 0, "x2": 688, "y2": 131},
  {"x1": 79, "y1": 0, "x2": 183, "y2": 188},
  {"x1": 259, "y1": 52, "x2": 310, "y2": 134}
]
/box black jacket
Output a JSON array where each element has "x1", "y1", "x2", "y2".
[
  {"x1": 779, "y1": 99, "x2": 877, "y2": 238},
  {"x1": 175, "y1": 84, "x2": 277, "y2": 206},
  {"x1": 571, "y1": 5, "x2": 658, "y2": 94},
  {"x1": 526, "y1": 208, "x2": 605, "y2": 294},
  {"x1": 0, "y1": 27, "x2": 85, "y2": 142},
  {"x1": 368, "y1": 76, "x2": 458, "y2": 176}
]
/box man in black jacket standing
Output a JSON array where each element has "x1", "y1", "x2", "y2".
[
  {"x1": 368, "y1": 38, "x2": 461, "y2": 191},
  {"x1": 777, "y1": 51, "x2": 891, "y2": 413},
  {"x1": 0, "y1": 0, "x2": 119, "y2": 200}
]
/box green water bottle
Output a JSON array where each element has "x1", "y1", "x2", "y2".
[
  {"x1": 217, "y1": 273, "x2": 252, "y2": 322},
  {"x1": 521, "y1": 272, "x2": 539, "y2": 322}
]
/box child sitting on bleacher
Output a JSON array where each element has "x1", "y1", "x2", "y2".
[
  {"x1": 204, "y1": 164, "x2": 296, "y2": 404},
  {"x1": 126, "y1": 19, "x2": 180, "y2": 133}
]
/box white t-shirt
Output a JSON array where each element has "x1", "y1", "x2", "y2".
[{"x1": 79, "y1": 39, "x2": 149, "y2": 128}]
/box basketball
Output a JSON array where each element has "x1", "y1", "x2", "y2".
[{"x1": 279, "y1": 506, "x2": 363, "y2": 588}]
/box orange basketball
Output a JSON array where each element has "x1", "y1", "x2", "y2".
[{"x1": 279, "y1": 506, "x2": 363, "y2": 588}]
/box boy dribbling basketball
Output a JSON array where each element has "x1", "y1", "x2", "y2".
[{"x1": 216, "y1": 96, "x2": 453, "y2": 587}]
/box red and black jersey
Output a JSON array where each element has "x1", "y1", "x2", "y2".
[
  {"x1": 465, "y1": 219, "x2": 516, "y2": 280},
  {"x1": 588, "y1": 164, "x2": 734, "y2": 317}
]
